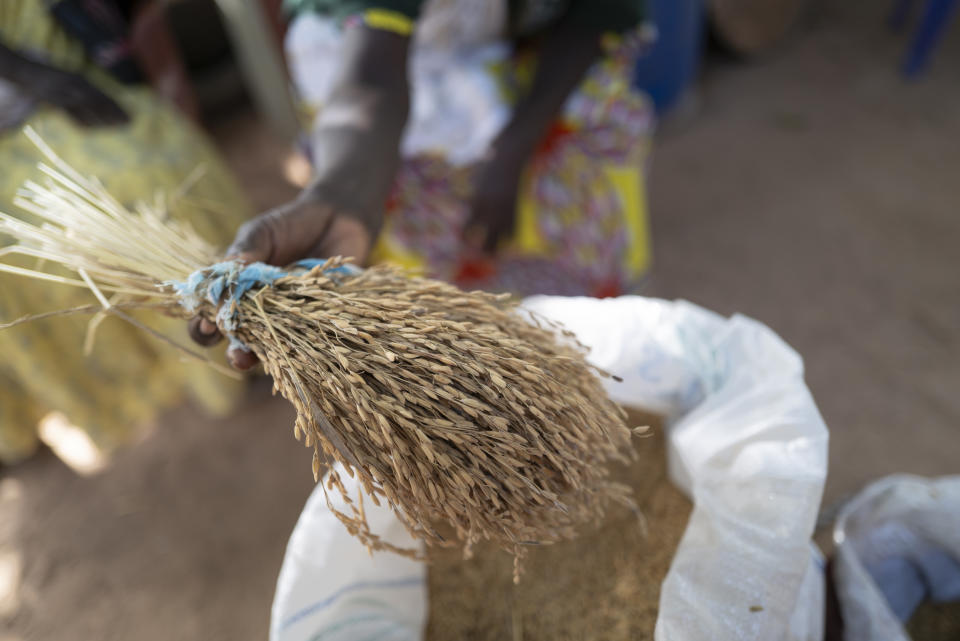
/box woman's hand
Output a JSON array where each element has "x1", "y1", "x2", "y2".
[
  {"x1": 465, "y1": 151, "x2": 525, "y2": 253},
  {"x1": 464, "y1": 18, "x2": 606, "y2": 252},
  {"x1": 187, "y1": 193, "x2": 372, "y2": 370},
  {"x1": 0, "y1": 42, "x2": 128, "y2": 127},
  {"x1": 188, "y1": 24, "x2": 411, "y2": 369},
  {"x1": 225, "y1": 193, "x2": 372, "y2": 267},
  {"x1": 24, "y1": 65, "x2": 129, "y2": 127}
]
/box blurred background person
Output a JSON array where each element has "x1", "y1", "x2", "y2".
[
  {"x1": 217, "y1": 0, "x2": 655, "y2": 306},
  {"x1": 0, "y1": 0, "x2": 252, "y2": 464}
]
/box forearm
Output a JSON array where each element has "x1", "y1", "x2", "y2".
[
  {"x1": 303, "y1": 26, "x2": 410, "y2": 236},
  {"x1": 491, "y1": 22, "x2": 603, "y2": 159},
  {"x1": 306, "y1": 85, "x2": 408, "y2": 223}
]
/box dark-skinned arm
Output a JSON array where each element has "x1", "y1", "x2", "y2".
[
  {"x1": 0, "y1": 40, "x2": 128, "y2": 126},
  {"x1": 223, "y1": 25, "x2": 411, "y2": 268},
  {"x1": 191, "y1": 25, "x2": 411, "y2": 367},
  {"x1": 466, "y1": 18, "x2": 605, "y2": 252}
]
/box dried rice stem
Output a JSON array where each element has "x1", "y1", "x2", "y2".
[{"x1": 0, "y1": 132, "x2": 638, "y2": 579}]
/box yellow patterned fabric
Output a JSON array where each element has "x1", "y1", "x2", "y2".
[
  {"x1": 361, "y1": 8, "x2": 414, "y2": 35},
  {"x1": 0, "y1": 1, "x2": 251, "y2": 463},
  {"x1": 369, "y1": 29, "x2": 654, "y2": 298}
]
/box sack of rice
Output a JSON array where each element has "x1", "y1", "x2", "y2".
[
  {"x1": 427, "y1": 410, "x2": 691, "y2": 640},
  {"x1": 0, "y1": 131, "x2": 645, "y2": 579}
]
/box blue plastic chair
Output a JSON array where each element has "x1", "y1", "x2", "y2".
[
  {"x1": 889, "y1": 0, "x2": 960, "y2": 77},
  {"x1": 632, "y1": 0, "x2": 705, "y2": 113}
]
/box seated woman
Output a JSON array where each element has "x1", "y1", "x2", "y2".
[{"x1": 0, "y1": 0, "x2": 252, "y2": 463}]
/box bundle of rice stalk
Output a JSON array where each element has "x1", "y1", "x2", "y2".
[{"x1": 0, "y1": 130, "x2": 639, "y2": 579}]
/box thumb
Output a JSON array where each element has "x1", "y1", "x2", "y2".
[{"x1": 226, "y1": 217, "x2": 274, "y2": 264}]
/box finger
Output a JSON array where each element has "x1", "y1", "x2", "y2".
[
  {"x1": 95, "y1": 99, "x2": 129, "y2": 125},
  {"x1": 83, "y1": 108, "x2": 111, "y2": 127},
  {"x1": 462, "y1": 221, "x2": 487, "y2": 252},
  {"x1": 251, "y1": 201, "x2": 337, "y2": 266},
  {"x1": 83, "y1": 104, "x2": 122, "y2": 128},
  {"x1": 92, "y1": 93, "x2": 129, "y2": 124},
  {"x1": 482, "y1": 223, "x2": 503, "y2": 254},
  {"x1": 314, "y1": 216, "x2": 371, "y2": 264},
  {"x1": 226, "y1": 217, "x2": 274, "y2": 264},
  {"x1": 227, "y1": 345, "x2": 260, "y2": 371},
  {"x1": 73, "y1": 80, "x2": 129, "y2": 124},
  {"x1": 64, "y1": 103, "x2": 98, "y2": 127},
  {"x1": 464, "y1": 204, "x2": 511, "y2": 255},
  {"x1": 107, "y1": 100, "x2": 129, "y2": 124},
  {"x1": 67, "y1": 94, "x2": 113, "y2": 127},
  {"x1": 463, "y1": 214, "x2": 501, "y2": 255},
  {"x1": 188, "y1": 316, "x2": 223, "y2": 346}
]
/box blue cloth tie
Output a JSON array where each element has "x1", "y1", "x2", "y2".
[{"x1": 167, "y1": 259, "x2": 361, "y2": 351}]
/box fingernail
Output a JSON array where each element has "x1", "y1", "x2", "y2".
[
  {"x1": 228, "y1": 347, "x2": 258, "y2": 371},
  {"x1": 199, "y1": 319, "x2": 217, "y2": 335}
]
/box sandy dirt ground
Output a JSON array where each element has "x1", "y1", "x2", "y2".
[{"x1": 2, "y1": 2, "x2": 959, "y2": 639}]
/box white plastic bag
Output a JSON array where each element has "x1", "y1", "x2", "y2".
[
  {"x1": 523, "y1": 296, "x2": 829, "y2": 641},
  {"x1": 270, "y1": 466, "x2": 427, "y2": 641},
  {"x1": 271, "y1": 296, "x2": 830, "y2": 640},
  {"x1": 832, "y1": 475, "x2": 960, "y2": 641}
]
